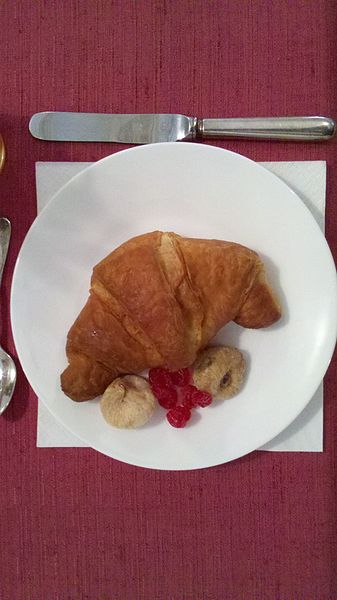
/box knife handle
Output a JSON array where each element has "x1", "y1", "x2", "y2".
[{"x1": 197, "y1": 116, "x2": 336, "y2": 141}]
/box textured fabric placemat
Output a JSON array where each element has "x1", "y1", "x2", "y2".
[
  {"x1": 2, "y1": 2, "x2": 337, "y2": 599},
  {"x1": 35, "y1": 160, "x2": 326, "y2": 452}
]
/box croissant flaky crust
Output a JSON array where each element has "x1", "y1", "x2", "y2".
[{"x1": 61, "y1": 232, "x2": 281, "y2": 401}]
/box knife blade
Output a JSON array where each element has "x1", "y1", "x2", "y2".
[{"x1": 29, "y1": 112, "x2": 336, "y2": 143}]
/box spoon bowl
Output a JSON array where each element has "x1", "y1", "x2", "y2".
[
  {"x1": 0, "y1": 216, "x2": 17, "y2": 414},
  {"x1": 0, "y1": 346, "x2": 16, "y2": 414},
  {"x1": 0, "y1": 134, "x2": 5, "y2": 173}
]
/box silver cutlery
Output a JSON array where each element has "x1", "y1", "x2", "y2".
[
  {"x1": 0, "y1": 134, "x2": 5, "y2": 171},
  {"x1": 29, "y1": 112, "x2": 336, "y2": 144},
  {"x1": 0, "y1": 218, "x2": 16, "y2": 415}
]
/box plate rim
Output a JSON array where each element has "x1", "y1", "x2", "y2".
[{"x1": 10, "y1": 143, "x2": 337, "y2": 469}]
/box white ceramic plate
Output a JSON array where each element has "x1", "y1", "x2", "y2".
[{"x1": 11, "y1": 143, "x2": 337, "y2": 470}]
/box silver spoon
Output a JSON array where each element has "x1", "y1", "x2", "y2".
[{"x1": 0, "y1": 217, "x2": 16, "y2": 414}]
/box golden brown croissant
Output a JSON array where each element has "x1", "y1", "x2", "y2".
[{"x1": 61, "y1": 231, "x2": 281, "y2": 401}]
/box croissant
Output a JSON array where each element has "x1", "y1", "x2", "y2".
[{"x1": 61, "y1": 231, "x2": 281, "y2": 401}]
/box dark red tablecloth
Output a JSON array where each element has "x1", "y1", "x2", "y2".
[{"x1": 1, "y1": 1, "x2": 337, "y2": 598}]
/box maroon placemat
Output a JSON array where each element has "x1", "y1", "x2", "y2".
[{"x1": 1, "y1": 1, "x2": 336, "y2": 598}]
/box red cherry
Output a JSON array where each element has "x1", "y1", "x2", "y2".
[
  {"x1": 168, "y1": 368, "x2": 191, "y2": 387},
  {"x1": 194, "y1": 389, "x2": 213, "y2": 407},
  {"x1": 152, "y1": 385, "x2": 178, "y2": 409},
  {"x1": 180, "y1": 384, "x2": 200, "y2": 408},
  {"x1": 148, "y1": 368, "x2": 172, "y2": 389},
  {"x1": 166, "y1": 405, "x2": 191, "y2": 428},
  {"x1": 181, "y1": 385, "x2": 213, "y2": 408}
]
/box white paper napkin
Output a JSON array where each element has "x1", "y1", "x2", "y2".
[{"x1": 35, "y1": 160, "x2": 326, "y2": 452}]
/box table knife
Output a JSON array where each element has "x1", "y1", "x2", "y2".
[{"x1": 29, "y1": 112, "x2": 336, "y2": 143}]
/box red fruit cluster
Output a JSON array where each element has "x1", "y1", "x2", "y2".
[
  {"x1": 148, "y1": 367, "x2": 213, "y2": 428},
  {"x1": 149, "y1": 367, "x2": 191, "y2": 389}
]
